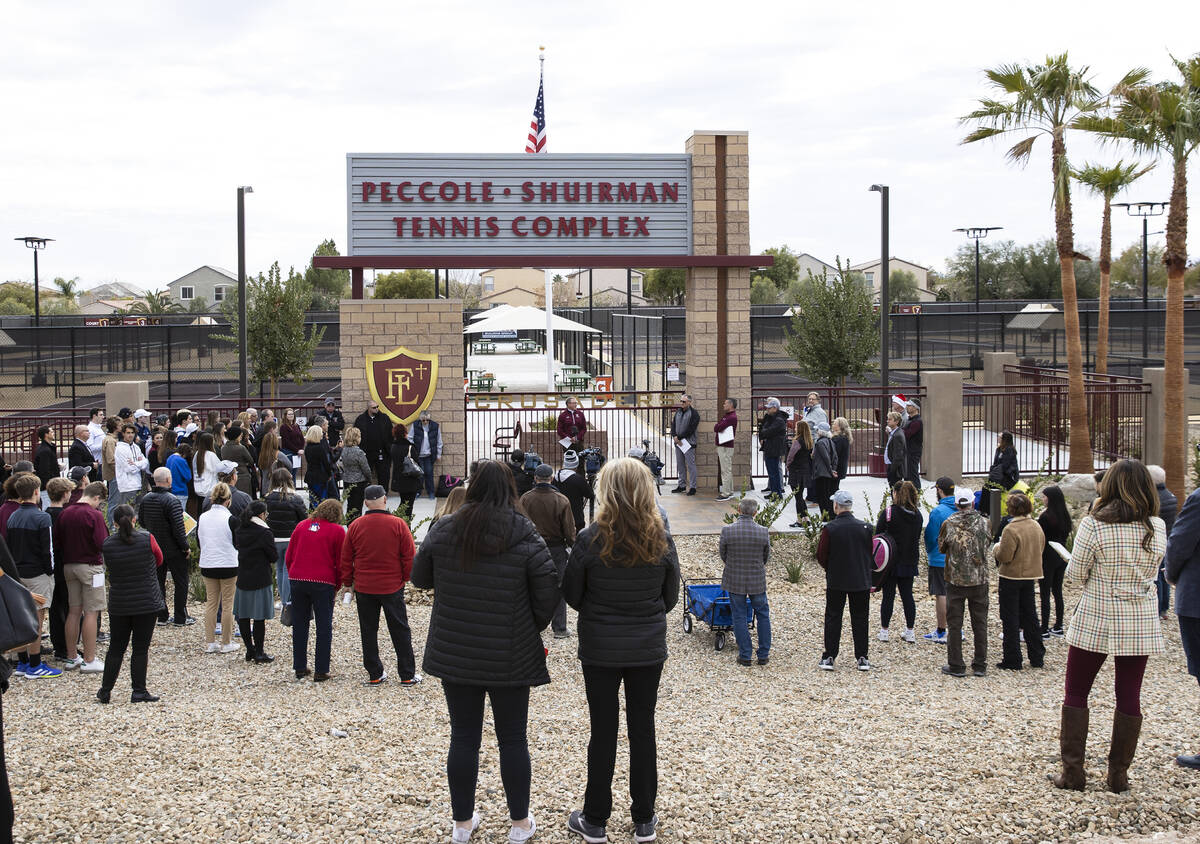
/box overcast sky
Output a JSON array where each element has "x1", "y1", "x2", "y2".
[{"x1": 2, "y1": 1, "x2": 1198, "y2": 292}]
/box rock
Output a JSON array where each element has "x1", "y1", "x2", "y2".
[{"x1": 1057, "y1": 473, "x2": 1099, "y2": 507}]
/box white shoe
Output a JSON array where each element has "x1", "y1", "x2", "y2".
[
  {"x1": 204, "y1": 642, "x2": 221, "y2": 653},
  {"x1": 219, "y1": 643, "x2": 240, "y2": 653},
  {"x1": 61, "y1": 655, "x2": 84, "y2": 670},
  {"x1": 80, "y1": 659, "x2": 104, "y2": 673},
  {"x1": 902, "y1": 629, "x2": 916, "y2": 644},
  {"x1": 451, "y1": 813, "x2": 481, "y2": 843},
  {"x1": 509, "y1": 814, "x2": 536, "y2": 843},
  {"x1": 878, "y1": 628, "x2": 890, "y2": 642}
]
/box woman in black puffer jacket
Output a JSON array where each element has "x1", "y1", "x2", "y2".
[
  {"x1": 98, "y1": 504, "x2": 166, "y2": 704},
  {"x1": 411, "y1": 460, "x2": 558, "y2": 844},
  {"x1": 562, "y1": 457, "x2": 679, "y2": 844}
]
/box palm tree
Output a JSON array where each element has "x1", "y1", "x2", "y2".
[
  {"x1": 52, "y1": 277, "x2": 79, "y2": 302},
  {"x1": 1083, "y1": 54, "x2": 1200, "y2": 494},
  {"x1": 1073, "y1": 161, "x2": 1153, "y2": 374},
  {"x1": 128, "y1": 290, "x2": 184, "y2": 314},
  {"x1": 961, "y1": 54, "x2": 1143, "y2": 475}
]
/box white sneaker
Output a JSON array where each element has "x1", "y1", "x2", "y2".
[
  {"x1": 451, "y1": 813, "x2": 481, "y2": 843},
  {"x1": 509, "y1": 814, "x2": 536, "y2": 843},
  {"x1": 219, "y1": 643, "x2": 240, "y2": 653},
  {"x1": 61, "y1": 655, "x2": 84, "y2": 670},
  {"x1": 204, "y1": 642, "x2": 221, "y2": 653},
  {"x1": 902, "y1": 629, "x2": 916, "y2": 644},
  {"x1": 80, "y1": 659, "x2": 104, "y2": 673},
  {"x1": 878, "y1": 628, "x2": 890, "y2": 642}
]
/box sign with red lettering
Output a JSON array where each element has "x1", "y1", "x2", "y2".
[{"x1": 347, "y1": 154, "x2": 691, "y2": 256}]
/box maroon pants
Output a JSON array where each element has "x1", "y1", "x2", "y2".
[{"x1": 1063, "y1": 645, "x2": 1148, "y2": 716}]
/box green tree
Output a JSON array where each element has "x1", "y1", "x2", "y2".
[
  {"x1": 215, "y1": 262, "x2": 325, "y2": 400},
  {"x1": 783, "y1": 261, "x2": 878, "y2": 386},
  {"x1": 1073, "y1": 160, "x2": 1154, "y2": 373},
  {"x1": 304, "y1": 239, "x2": 350, "y2": 310},
  {"x1": 888, "y1": 269, "x2": 921, "y2": 303},
  {"x1": 642, "y1": 267, "x2": 686, "y2": 305},
  {"x1": 750, "y1": 276, "x2": 779, "y2": 304},
  {"x1": 374, "y1": 269, "x2": 434, "y2": 299},
  {"x1": 1110, "y1": 241, "x2": 1168, "y2": 295},
  {"x1": 52, "y1": 277, "x2": 79, "y2": 302},
  {"x1": 129, "y1": 290, "x2": 184, "y2": 314},
  {"x1": 186, "y1": 296, "x2": 210, "y2": 314},
  {"x1": 961, "y1": 54, "x2": 1143, "y2": 473},
  {"x1": 447, "y1": 280, "x2": 482, "y2": 310},
  {"x1": 1084, "y1": 53, "x2": 1200, "y2": 493},
  {"x1": 753, "y1": 245, "x2": 800, "y2": 290}
]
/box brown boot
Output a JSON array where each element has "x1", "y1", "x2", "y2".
[
  {"x1": 1106, "y1": 710, "x2": 1143, "y2": 793},
  {"x1": 1049, "y1": 704, "x2": 1089, "y2": 790}
]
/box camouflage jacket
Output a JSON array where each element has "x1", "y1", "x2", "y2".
[{"x1": 937, "y1": 509, "x2": 991, "y2": 587}]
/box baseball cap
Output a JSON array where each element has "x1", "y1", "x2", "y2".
[
  {"x1": 955, "y1": 488, "x2": 974, "y2": 506},
  {"x1": 534, "y1": 463, "x2": 554, "y2": 480},
  {"x1": 831, "y1": 489, "x2": 854, "y2": 508},
  {"x1": 69, "y1": 465, "x2": 91, "y2": 482},
  {"x1": 325, "y1": 399, "x2": 336, "y2": 406},
  {"x1": 562, "y1": 451, "x2": 579, "y2": 469},
  {"x1": 216, "y1": 460, "x2": 239, "y2": 475},
  {"x1": 133, "y1": 408, "x2": 150, "y2": 419},
  {"x1": 364, "y1": 484, "x2": 386, "y2": 502}
]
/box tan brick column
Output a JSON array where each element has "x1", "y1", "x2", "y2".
[
  {"x1": 340, "y1": 298, "x2": 466, "y2": 476},
  {"x1": 685, "y1": 131, "x2": 751, "y2": 494},
  {"x1": 918, "y1": 370, "x2": 963, "y2": 485}
]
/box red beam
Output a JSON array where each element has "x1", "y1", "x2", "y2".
[{"x1": 312, "y1": 254, "x2": 774, "y2": 270}]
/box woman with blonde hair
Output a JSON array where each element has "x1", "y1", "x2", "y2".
[
  {"x1": 303, "y1": 424, "x2": 334, "y2": 509},
  {"x1": 432, "y1": 485, "x2": 467, "y2": 523},
  {"x1": 562, "y1": 457, "x2": 679, "y2": 844},
  {"x1": 1050, "y1": 459, "x2": 1166, "y2": 794},
  {"x1": 338, "y1": 426, "x2": 373, "y2": 519},
  {"x1": 786, "y1": 421, "x2": 814, "y2": 528},
  {"x1": 196, "y1": 482, "x2": 240, "y2": 654}
]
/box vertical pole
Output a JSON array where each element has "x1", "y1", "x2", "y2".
[
  {"x1": 237, "y1": 187, "x2": 248, "y2": 403},
  {"x1": 434, "y1": 268, "x2": 440, "y2": 299},
  {"x1": 544, "y1": 269, "x2": 555, "y2": 391},
  {"x1": 879, "y1": 186, "x2": 890, "y2": 449},
  {"x1": 70, "y1": 327, "x2": 76, "y2": 408},
  {"x1": 166, "y1": 325, "x2": 172, "y2": 406},
  {"x1": 1142, "y1": 216, "x2": 1149, "y2": 361},
  {"x1": 351, "y1": 267, "x2": 363, "y2": 299},
  {"x1": 973, "y1": 237, "x2": 981, "y2": 359},
  {"x1": 33, "y1": 249, "x2": 40, "y2": 327},
  {"x1": 626, "y1": 268, "x2": 632, "y2": 314}
]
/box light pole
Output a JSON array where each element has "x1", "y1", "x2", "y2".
[
  {"x1": 953, "y1": 226, "x2": 1002, "y2": 367},
  {"x1": 1113, "y1": 201, "x2": 1167, "y2": 361},
  {"x1": 14, "y1": 236, "x2": 53, "y2": 327},
  {"x1": 869, "y1": 185, "x2": 889, "y2": 448},
  {"x1": 237, "y1": 186, "x2": 253, "y2": 402}
]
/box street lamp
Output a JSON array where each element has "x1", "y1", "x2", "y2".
[
  {"x1": 237, "y1": 186, "x2": 253, "y2": 402},
  {"x1": 869, "y1": 184, "x2": 889, "y2": 448},
  {"x1": 14, "y1": 236, "x2": 53, "y2": 327},
  {"x1": 953, "y1": 226, "x2": 1002, "y2": 370},
  {"x1": 1113, "y1": 201, "x2": 1167, "y2": 360}
]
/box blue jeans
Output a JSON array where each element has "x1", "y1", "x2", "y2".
[
  {"x1": 308, "y1": 481, "x2": 329, "y2": 510},
  {"x1": 764, "y1": 457, "x2": 783, "y2": 495},
  {"x1": 282, "y1": 449, "x2": 298, "y2": 483},
  {"x1": 290, "y1": 581, "x2": 335, "y2": 674},
  {"x1": 728, "y1": 592, "x2": 771, "y2": 661},
  {"x1": 275, "y1": 541, "x2": 291, "y2": 606},
  {"x1": 419, "y1": 455, "x2": 436, "y2": 498}
]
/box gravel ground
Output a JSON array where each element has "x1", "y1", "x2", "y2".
[{"x1": 7, "y1": 534, "x2": 1200, "y2": 843}]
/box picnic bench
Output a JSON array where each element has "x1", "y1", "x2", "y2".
[
  {"x1": 516, "y1": 339, "x2": 542, "y2": 354},
  {"x1": 555, "y1": 373, "x2": 593, "y2": 392},
  {"x1": 471, "y1": 341, "x2": 497, "y2": 355},
  {"x1": 468, "y1": 372, "x2": 496, "y2": 391}
]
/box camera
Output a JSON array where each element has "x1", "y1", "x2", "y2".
[
  {"x1": 628, "y1": 438, "x2": 665, "y2": 492},
  {"x1": 579, "y1": 446, "x2": 606, "y2": 477},
  {"x1": 523, "y1": 451, "x2": 542, "y2": 472}
]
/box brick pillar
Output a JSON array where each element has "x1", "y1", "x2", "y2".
[
  {"x1": 918, "y1": 370, "x2": 963, "y2": 485},
  {"x1": 340, "y1": 298, "x2": 466, "y2": 476},
  {"x1": 685, "y1": 131, "x2": 751, "y2": 493},
  {"x1": 1144, "y1": 367, "x2": 1166, "y2": 468},
  {"x1": 106, "y1": 380, "x2": 149, "y2": 419},
  {"x1": 982, "y1": 351, "x2": 1018, "y2": 433}
]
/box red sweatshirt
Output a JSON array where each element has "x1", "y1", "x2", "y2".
[
  {"x1": 284, "y1": 518, "x2": 346, "y2": 586},
  {"x1": 341, "y1": 510, "x2": 415, "y2": 594}
]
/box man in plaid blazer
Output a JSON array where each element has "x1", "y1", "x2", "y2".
[{"x1": 720, "y1": 498, "x2": 772, "y2": 666}]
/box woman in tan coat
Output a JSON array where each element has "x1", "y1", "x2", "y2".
[
  {"x1": 993, "y1": 493, "x2": 1046, "y2": 670},
  {"x1": 1050, "y1": 459, "x2": 1166, "y2": 793}
]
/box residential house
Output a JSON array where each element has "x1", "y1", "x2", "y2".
[
  {"x1": 848, "y1": 257, "x2": 938, "y2": 303},
  {"x1": 562, "y1": 268, "x2": 647, "y2": 306},
  {"x1": 166, "y1": 266, "x2": 237, "y2": 309},
  {"x1": 795, "y1": 252, "x2": 840, "y2": 282},
  {"x1": 477, "y1": 267, "x2": 550, "y2": 308},
  {"x1": 77, "y1": 281, "x2": 145, "y2": 308},
  {"x1": 79, "y1": 298, "x2": 140, "y2": 315}
]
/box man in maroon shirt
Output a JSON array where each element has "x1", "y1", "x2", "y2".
[
  {"x1": 57, "y1": 481, "x2": 109, "y2": 671},
  {"x1": 341, "y1": 485, "x2": 419, "y2": 686},
  {"x1": 556, "y1": 396, "x2": 588, "y2": 452}
]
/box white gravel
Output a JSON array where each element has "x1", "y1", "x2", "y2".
[{"x1": 6, "y1": 533, "x2": 1200, "y2": 843}]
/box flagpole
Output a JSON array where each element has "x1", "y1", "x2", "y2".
[{"x1": 538, "y1": 47, "x2": 556, "y2": 392}]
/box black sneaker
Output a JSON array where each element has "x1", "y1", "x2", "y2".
[
  {"x1": 818, "y1": 656, "x2": 834, "y2": 671},
  {"x1": 1050, "y1": 627, "x2": 1064, "y2": 637},
  {"x1": 634, "y1": 814, "x2": 659, "y2": 843},
  {"x1": 736, "y1": 657, "x2": 752, "y2": 667},
  {"x1": 1041, "y1": 630, "x2": 1052, "y2": 641},
  {"x1": 686, "y1": 488, "x2": 696, "y2": 496},
  {"x1": 973, "y1": 668, "x2": 987, "y2": 677},
  {"x1": 670, "y1": 487, "x2": 685, "y2": 494},
  {"x1": 940, "y1": 665, "x2": 966, "y2": 678},
  {"x1": 567, "y1": 810, "x2": 607, "y2": 843}
]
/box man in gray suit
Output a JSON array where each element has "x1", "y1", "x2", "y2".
[{"x1": 720, "y1": 497, "x2": 772, "y2": 666}]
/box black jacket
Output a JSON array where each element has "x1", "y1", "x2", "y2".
[
  {"x1": 411, "y1": 507, "x2": 559, "y2": 687},
  {"x1": 1037, "y1": 510, "x2": 1071, "y2": 572},
  {"x1": 669, "y1": 406, "x2": 700, "y2": 443},
  {"x1": 137, "y1": 488, "x2": 188, "y2": 560},
  {"x1": 876, "y1": 505, "x2": 923, "y2": 578},
  {"x1": 233, "y1": 520, "x2": 278, "y2": 591},
  {"x1": 758, "y1": 410, "x2": 789, "y2": 459},
  {"x1": 315, "y1": 408, "x2": 345, "y2": 445},
  {"x1": 987, "y1": 446, "x2": 1019, "y2": 489},
  {"x1": 102, "y1": 531, "x2": 166, "y2": 616},
  {"x1": 832, "y1": 434, "x2": 850, "y2": 479},
  {"x1": 1158, "y1": 484, "x2": 1179, "y2": 534},
  {"x1": 554, "y1": 470, "x2": 594, "y2": 531},
  {"x1": 811, "y1": 436, "x2": 836, "y2": 480},
  {"x1": 68, "y1": 438, "x2": 93, "y2": 472},
  {"x1": 817, "y1": 512, "x2": 873, "y2": 592},
  {"x1": 354, "y1": 410, "x2": 393, "y2": 459},
  {"x1": 304, "y1": 441, "x2": 334, "y2": 484},
  {"x1": 6, "y1": 503, "x2": 53, "y2": 578},
  {"x1": 34, "y1": 441, "x2": 59, "y2": 487},
  {"x1": 389, "y1": 438, "x2": 412, "y2": 492},
  {"x1": 512, "y1": 465, "x2": 535, "y2": 497},
  {"x1": 563, "y1": 523, "x2": 680, "y2": 668},
  {"x1": 264, "y1": 491, "x2": 308, "y2": 539},
  {"x1": 786, "y1": 443, "x2": 812, "y2": 488},
  {"x1": 885, "y1": 427, "x2": 907, "y2": 470}
]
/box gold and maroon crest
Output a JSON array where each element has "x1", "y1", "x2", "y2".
[{"x1": 365, "y1": 346, "x2": 439, "y2": 425}]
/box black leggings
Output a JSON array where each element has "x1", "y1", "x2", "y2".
[
  {"x1": 442, "y1": 682, "x2": 531, "y2": 823},
  {"x1": 879, "y1": 575, "x2": 916, "y2": 630},
  {"x1": 1040, "y1": 562, "x2": 1066, "y2": 631},
  {"x1": 237, "y1": 618, "x2": 266, "y2": 654},
  {"x1": 100, "y1": 612, "x2": 158, "y2": 694}
]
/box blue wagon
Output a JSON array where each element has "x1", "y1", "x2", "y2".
[{"x1": 681, "y1": 578, "x2": 753, "y2": 652}]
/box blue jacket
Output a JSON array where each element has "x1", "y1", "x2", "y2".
[
  {"x1": 924, "y1": 496, "x2": 955, "y2": 569},
  {"x1": 165, "y1": 452, "x2": 192, "y2": 496},
  {"x1": 1167, "y1": 487, "x2": 1200, "y2": 619}
]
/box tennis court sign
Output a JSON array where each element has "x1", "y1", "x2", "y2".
[{"x1": 347, "y1": 153, "x2": 691, "y2": 257}]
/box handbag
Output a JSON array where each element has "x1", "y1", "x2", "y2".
[
  {"x1": 436, "y1": 475, "x2": 464, "y2": 498},
  {"x1": 401, "y1": 457, "x2": 423, "y2": 479},
  {"x1": 0, "y1": 571, "x2": 41, "y2": 653},
  {"x1": 279, "y1": 603, "x2": 292, "y2": 628}
]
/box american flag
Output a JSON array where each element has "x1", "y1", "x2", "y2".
[{"x1": 525, "y1": 68, "x2": 546, "y2": 153}]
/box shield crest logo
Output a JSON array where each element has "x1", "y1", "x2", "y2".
[{"x1": 365, "y1": 346, "x2": 439, "y2": 425}]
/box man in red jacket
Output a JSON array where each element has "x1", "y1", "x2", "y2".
[{"x1": 341, "y1": 485, "x2": 420, "y2": 686}]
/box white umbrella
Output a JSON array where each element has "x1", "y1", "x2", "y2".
[
  {"x1": 463, "y1": 305, "x2": 600, "y2": 335},
  {"x1": 468, "y1": 303, "x2": 514, "y2": 321}
]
